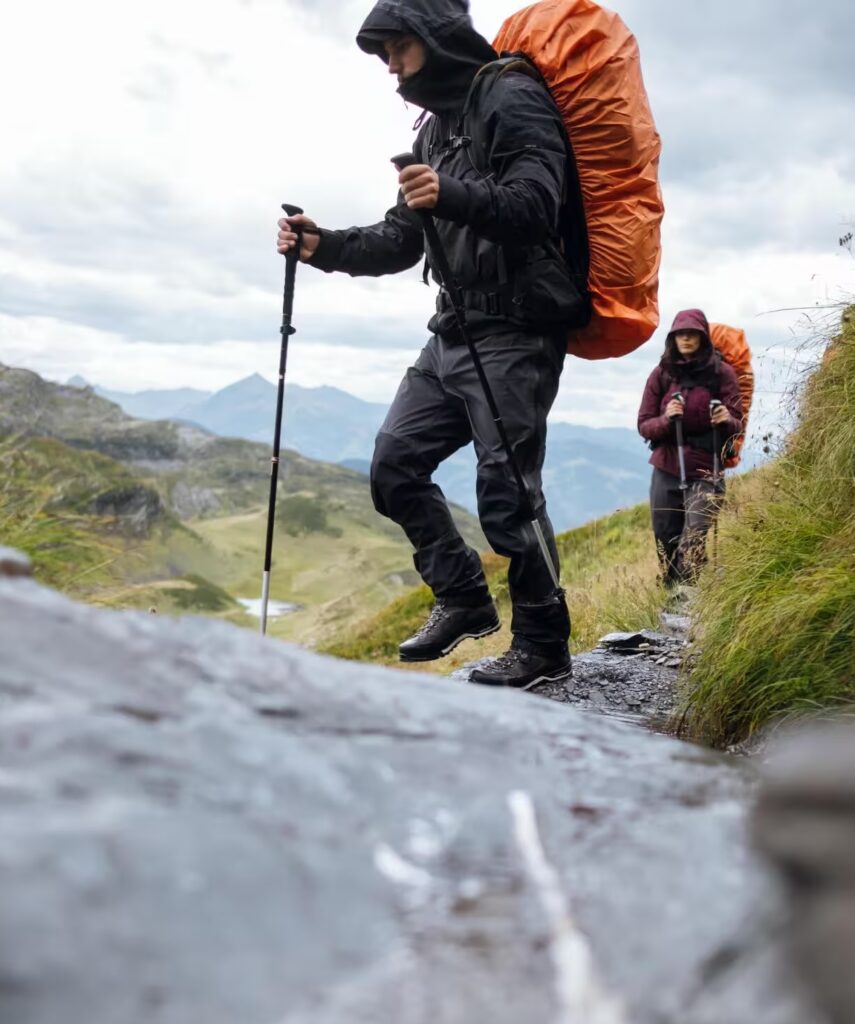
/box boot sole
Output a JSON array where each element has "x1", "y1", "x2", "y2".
[
  {"x1": 470, "y1": 664, "x2": 574, "y2": 689},
  {"x1": 515, "y1": 665, "x2": 574, "y2": 691},
  {"x1": 399, "y1": 619, "x2": 501, "y2": 663}
]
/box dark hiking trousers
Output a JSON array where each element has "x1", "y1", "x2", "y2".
[
  {"x1": 371, "y1": 330, "x2": 570, "y2": 650},
  {"x1": 650, "y1": 467, "x2": 722, "y2": 584}
]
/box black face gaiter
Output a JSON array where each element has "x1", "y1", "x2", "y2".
[{"x1": 397, "y1": 45, "x2": 485, "y2": 114}]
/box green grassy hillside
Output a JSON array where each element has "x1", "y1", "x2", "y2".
[
  {"x1": 0, "y1": 432, "x2": 235, "y2": 609},
  {"x1": 0, "y1": 434, "x2": 126, "y2": 590},
  {"x1": 324, "y1": 502, "x2": 664, "y2": 670},
  {"x1": 0, "y1": 363, "x2": 484, "y2": 641},
  {"x1": 682, "y1": 309, "x2": 855, "y2": 745}
]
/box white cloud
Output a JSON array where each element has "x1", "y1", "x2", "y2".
[
  {"x1": 0, "y1": 0, "x2": 852, "y2": 437},
  {"x1": 0, "y1": 312, "x2": 414, "y2": 401}
]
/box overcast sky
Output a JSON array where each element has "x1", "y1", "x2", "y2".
[{"x1": 1, "y1": 0, "x2": 852, "y2": 448}]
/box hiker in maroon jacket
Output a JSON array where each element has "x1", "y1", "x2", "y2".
[{"x1": 638, "y1": 309, "x2": 744, "y2": 584}]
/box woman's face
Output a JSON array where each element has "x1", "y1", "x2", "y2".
[{"x1": 674, "y1": 330, "x2": 703, "y2": 357}]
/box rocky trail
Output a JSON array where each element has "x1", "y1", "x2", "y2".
[
  {"x1": 454, "y1": 615, "x2": 691, "y2": 732},
  {"x1": 0, "y1": 550, "x2": 845, "y2": 1024}
]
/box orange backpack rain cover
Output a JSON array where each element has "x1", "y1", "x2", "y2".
[
  {"x1": 710, "y1": 323, "x2": 754, "y2": 468},
  {"x1": 494, "y1": 0, "x2": 664, "y2": 360}
]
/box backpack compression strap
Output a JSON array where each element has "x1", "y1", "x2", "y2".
[{"x1": 453, "y1": 55, "x2": 543, "y2": 154}]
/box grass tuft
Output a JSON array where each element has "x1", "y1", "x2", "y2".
[
  {"x1": 0, "y1": 435, "x2": 120, "y2": 589},
  {"x1": 682, "y1": 308, "x2": 855, "y2": 746}
]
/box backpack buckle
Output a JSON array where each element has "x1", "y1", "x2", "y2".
[
  {"x1": 447, "y1": 135, "x2": 472, "y2": 152},
  {"x1": 485, "y1": 293, "x2": 502, "y2": 316}
]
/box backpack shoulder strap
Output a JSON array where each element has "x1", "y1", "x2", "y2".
[{"x1": 457, "y1": 55, "x2": 544, "y2": 171}]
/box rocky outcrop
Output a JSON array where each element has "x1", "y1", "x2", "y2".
[
  {"x1": 0, "y1": 571, "x2": 822, "y2": 1024},
  {"x1": 91, "y1": 484, "x2": 164, "y2": 535},
  {"x1": 167, "y1": 480, "x2": 222, "y2": 519}
]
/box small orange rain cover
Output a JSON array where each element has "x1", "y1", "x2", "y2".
[
  {"x1": 710, "y1": 323, "x2": 754, "y2": 467},
  {"x1": 494, "y1": 0, "x2": 664, "y2": 360}
]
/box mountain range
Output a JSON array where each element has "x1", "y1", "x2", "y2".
[{"x1": 76, "y1": 374, "x2": 652, "y2": 531}]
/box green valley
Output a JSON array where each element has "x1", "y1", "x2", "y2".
[{"x1": 0, "y1": 363, "x2": 484, "y2": 643}]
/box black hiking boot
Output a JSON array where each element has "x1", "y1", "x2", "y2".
[
  {"x1": 399, "y1": 600, "x2": 500, "y2": 663},
  {"x1": 469, "y1": 642, "x2": 572, "y2": 690}
]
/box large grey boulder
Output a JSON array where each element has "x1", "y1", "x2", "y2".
[
  {"x1": 0, "y1": 580, "x2": 821, "y2": 1024},
  {"x1": 754, "y1": 722, "x2": 855, "y2": 1024}
]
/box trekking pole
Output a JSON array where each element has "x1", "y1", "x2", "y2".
[
  {"x1": 260, "y1": 202, "x2": 303, "y2": 636},
  {"x1": 710, "y1": 399, "x2": 723, "y2": 568},
  {"x1": 672, "y1": 391, "x2": 689, "y2": 492},
  {"x1": 392, "y1": 152, "x2": 561, "y2": 590}
]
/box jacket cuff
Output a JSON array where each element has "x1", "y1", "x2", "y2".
[
  {"x1": 652, "y1": 414, "x2": 673, "y2": 440},
  {"x1": 434, "y1": 174, "x2": 469, "y2": 224},
  {"x1": 307, "y1": 229, "x2": 344, "y2": 273}
]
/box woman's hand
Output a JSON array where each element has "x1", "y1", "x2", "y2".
[
  {"x1": 665, "y1": 397, "x2": 685, "y2": 419},
  {"x1": 710, "y1": 403, "x2": 731, "y2": 427}
]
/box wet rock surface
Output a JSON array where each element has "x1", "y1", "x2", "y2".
[
  {"x1": 0, "y1": 578, "x2": 822, "y2": 1024},
  {"x1": 562, "y1": 627, "x2": 687, "y2": 728}
]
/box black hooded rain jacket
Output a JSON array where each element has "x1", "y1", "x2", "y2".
[{"x1": 309, "y1": 0, "x2": 588, "y2": 339}]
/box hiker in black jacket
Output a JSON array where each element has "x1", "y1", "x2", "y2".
[{"x1": 277, "y1": 0, "x2": 588, "y2": 689}]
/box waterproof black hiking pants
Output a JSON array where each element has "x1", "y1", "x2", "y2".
[
  {"x1": 650, "y1": 467, "x2": 723, "y2": 585},
  {"x1": 371, "y1": 331, "x2": 570, "y2": 650}
]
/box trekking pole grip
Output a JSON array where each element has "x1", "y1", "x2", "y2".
[
  {"x1": 391, "y1": 153, "x2": 463, "y2": 302},
  {"x1": 391, "y1": 152, "x2": 432, "y2": 231},
  {"x1": 391, "y1": 152, "x2": 418, "y2": 171},
  {"x1": 279, "y1": 203, "x2": 303, "y2": 334},
  {"x1": 281, "y1": 203, "x2": 304, "y2": 256}
]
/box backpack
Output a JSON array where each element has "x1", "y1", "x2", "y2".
[
  {"x1": 486, "y1": 0, "x2": 664, "y2": 360},
  {"x1": 709, "y1": 323, "x2": 754, "y2": 468}
]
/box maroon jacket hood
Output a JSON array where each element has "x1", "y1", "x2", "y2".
[
  {"x1": 667, "y1": 308, "x2": 711, "y2": 345},
  {"x1": 662, "y1": 308, "x2": 714, "y2": 371}
]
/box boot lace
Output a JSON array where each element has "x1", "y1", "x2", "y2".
[
  {"x1": 490, "y1": 646, "x2": 530, "y2": 671},
  {"x1": 414, "y1": 603, "x2": 448, "y2": 638}
]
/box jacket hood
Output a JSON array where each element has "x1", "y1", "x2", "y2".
[
  {"x1": 357, "y1": 0, "x2": 496, "y2": 114},
  {"x1": 667, "y1": 308, "x2": 711, "y2": 344},
  {"x1": 662, "y1": 308, "x2": 714, "y2": 373}
]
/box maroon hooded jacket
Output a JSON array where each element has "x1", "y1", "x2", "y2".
[{"x1": 637, "y1": 309, "x2": 744, "y2": 481}]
